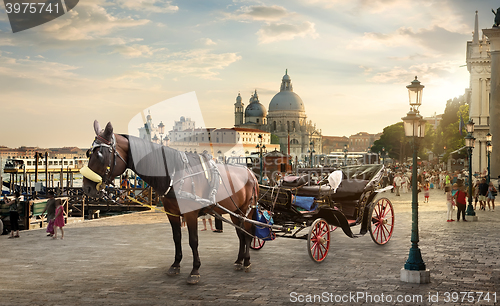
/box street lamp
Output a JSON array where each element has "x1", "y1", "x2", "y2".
[
  {"x1": 343, "y1": 144, "x2": 348, "y2": 166},
  {"x1": 487, "y1": 133, "x2": 492, "y2": 184},
  {"x1": 158, "y1": 121, "x2": 165, "y2": 145},
  {"x1": 401, "y1": 76, "x2": 430, "y2": 284},
  {"x1": 382, "y1": 147, "x2": 386, "y2": 165},
  {"x1": 256, "y1": 134, "x2": 266, "y2": 184},
  {"x1": 308, "y1": 141, "x2": 315, "y2": 167},
  {"x1": 465, "y1": 119, "x2": 476, "y2": 217}
]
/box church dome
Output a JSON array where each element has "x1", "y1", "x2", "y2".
[
  {"x1": 269, "y1": 91, "x2": 305, "y2": 112},
  {"x1": 268, "y1": 70, "x2": 305, "y2": 113},
  {"x1": 245, "y1": 90, "x2": 267, "y2": 117}
]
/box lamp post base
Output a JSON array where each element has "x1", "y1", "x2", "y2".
[
  {"x1": 400, "y1": 268, "x2": 431, "y2": 284},
  {"x1": 465, "y1": 215, "x2": 479, "y2": 222}
]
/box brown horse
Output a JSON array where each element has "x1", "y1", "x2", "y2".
[{"x1": 82, "y1": 121, "x2": 258, "y2": 284}]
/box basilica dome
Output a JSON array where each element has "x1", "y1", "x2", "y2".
[
  {"x1": 268, "y1": 70, "x2": 305, "y2": 113},
  {"x1": 245, "y1": 90, "x2": 267, "y2": 117}
]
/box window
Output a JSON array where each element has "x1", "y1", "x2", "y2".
[{"x1": 256, "y1": 119, "x2": 259, "y2": 123}]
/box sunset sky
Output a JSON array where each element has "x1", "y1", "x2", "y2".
[{"x1": 0, "y1": 0, "x2": 497, "y2": 148}]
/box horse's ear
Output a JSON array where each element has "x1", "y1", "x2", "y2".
[
  {"x1": 93, "y1": 120, "x2": 101, "y2": 136},
  {"x1": 102, "y1": 122, "x2": 113, "y2": 140}
]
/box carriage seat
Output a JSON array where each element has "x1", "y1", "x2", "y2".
[
  {"x1": 281, "y1": 174, "x2": 310, "y2": 187},
  {"x1": 294, "y1": 179, "x2": 369, "y2": 201}
]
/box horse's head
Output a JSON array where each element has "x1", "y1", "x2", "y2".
[{"x1": 82, "y1": 120, "x2": 128, "y2": 198}]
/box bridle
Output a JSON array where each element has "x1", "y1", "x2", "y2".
[{"x1": 80, "y1": 134, "x2": 127, "y2": 191}]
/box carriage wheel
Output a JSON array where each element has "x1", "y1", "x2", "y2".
[
  {"x1": 307, "y1": 218, "x2": 330, "y2": 263},
  {"x1": 369, "y1": 198, "x2": 394, "y2": 245},
  {"x1": 250, "y1": 236, "x2": 265, "y2": 250}
]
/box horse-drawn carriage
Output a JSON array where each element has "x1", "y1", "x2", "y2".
[
  {"x1": 82, "y1": 121, "x2": 394, "y2": 284},
  {"x1": 251, "y1": 163, "x2": 394, "y2": 262}
]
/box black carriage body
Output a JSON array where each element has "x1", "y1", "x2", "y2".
[{"x1": 257, "y1": 164, "x2": 389, "y2": 239}]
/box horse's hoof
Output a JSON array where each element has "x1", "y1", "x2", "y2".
[
  {"x1": 244, "y1": 263, "x2": 252, "y2": 273},
  {"x1": 187, "y1": 274, "x2": 200, "y2": 285},
  {"x1": 234, "y1": 263, "x2": 244, "y2": 271},
  {"x1": 167, "y1": 266, "x2": 180, "y2": 276}
]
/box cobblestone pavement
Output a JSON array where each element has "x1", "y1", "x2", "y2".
[{"x1": 1, "y1": 188, "x2": 499, "y2": 305}]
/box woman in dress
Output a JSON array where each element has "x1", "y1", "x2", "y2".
[{"x1": 53, "y1": 200, "x2": 66, "y2": 239}]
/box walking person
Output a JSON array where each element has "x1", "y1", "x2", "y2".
[
  {"x1": 445, "y1": 185, "x2": 455, "y2": 222},
  {"x1": 478, "y1": 178, "x2": 489, "y2": 211},
  {"x1": 423, "y1": 181, "x2": 430, "y2": 203},
  {"x1": 200, "y1": 214, "x2": 214, "y2": 231},
  {"x1": 6, "y1": 191, "x2": 21, "y2": 238},
  {"x1": 394, "y1": 173, "x2": 402, "y2": 196},
  {"x1": 454, "y1": 184, "x2": 468, "y2": 222},
  {"x1": 41, "y1": 191, "x2": 57, "y2": 237},
  {"x1": 52, "y1": 200, "x2": 66, "y2": 239},
  {"x1": 487, "y1": 182, "x2": 497, "y2": 211}
]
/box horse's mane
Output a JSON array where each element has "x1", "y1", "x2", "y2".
[{"x1": 123, "y1": 135, "x2": 211, "y2": 195}]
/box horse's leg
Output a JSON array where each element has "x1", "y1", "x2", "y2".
[
  {"x1": 166, "y1": 214, "x2": 182, "y2": 276},
  {"x1": 185, "y1": 211, "x2": 201, "y2": 285},
  {"x1": 231, "y1": 214, "x2": 253, "y2": 272}
]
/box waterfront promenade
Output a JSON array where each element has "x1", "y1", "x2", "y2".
[{"x1": 1, "y1": 188, "x2": 499, "y2": 305}]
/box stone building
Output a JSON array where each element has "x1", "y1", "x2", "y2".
[
  {"x1": 234, "y1": 70, "x2": 322, "y2": 161},
  {"x1": 466, "y1": 11, "x2": 491, "y2": 174}
]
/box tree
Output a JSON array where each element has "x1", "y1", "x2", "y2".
[
  {"x1": 434, "y1": 96, "x2": 468, "y2": 162},
  {"x1": 371, "y1": 122, "x2": 410, "y2": 163}
]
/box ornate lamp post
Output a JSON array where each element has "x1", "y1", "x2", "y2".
[
  {"x1": 401, "y1": 76, "x2": 430, "y2": 283},
  {"x1": 464, "y1": 119, "x2": 477, "y2": 218},
  {"x1": 308, "y1": 141, "x2": 315, "y2": 167},
  {"x1": 382, "y1": 147, "x2": 386, "y2": 165},
  {"x1": 158, "y1": 121, "x2": 165, "y2": 145},
  {"x1": 343, "y1": 144, "x2": 348, "y2": 166},
  {"x1": 256, "y1": 134, "x2": 266, "y2": 184},
  {"x1": 487, "y1": 133, "x2": 492, "y2": 184}
]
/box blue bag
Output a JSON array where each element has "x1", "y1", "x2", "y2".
[
  {"x1": 293, "y1": 196, "x2": 316, "y2": 211},
  {"x1": 255, "y1": 208, "x2": 275, "y2": 241}
]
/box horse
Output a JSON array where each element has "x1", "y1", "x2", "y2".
[{"x1": 81, "y1": 121, "x2": 259, "y2": 284}]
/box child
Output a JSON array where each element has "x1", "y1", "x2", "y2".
[
  {"x1": 53, "y1": 200, "x2": 66, "y2": 239},
  {"x1": 200, "y1": 214, "x2": 213, "y2": 231},
  {"x1": 424, "y1": 181, "x2": 430, "y2": 203},
  {"x1": 445, "y1": 185, "x2": 455, "y2": 222},
  {"x1": 454, "y1": 184, "x2": 468, "y2": 222}
]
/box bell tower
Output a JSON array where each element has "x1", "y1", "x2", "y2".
[{"x1": 234, "y1": 92, "x2": 244, "y2": 126}]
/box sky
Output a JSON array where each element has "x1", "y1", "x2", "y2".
[{"x1": 0, "y1": 0, "x2": 497, "y2": 148}]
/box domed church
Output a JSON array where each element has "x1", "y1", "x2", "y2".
[{"x1": 234, "y1": 70, "x2": 322, "y2": 159}]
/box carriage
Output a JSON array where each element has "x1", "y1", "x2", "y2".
[{"x1": 249, "y1": 163, "x2": 394, "y2": 262}]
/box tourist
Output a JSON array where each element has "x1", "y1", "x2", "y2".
[
  {"x1": 200, "y1": 214, "x2": 213, "y2": 231},
  {"x1": 394, "y1": 173, "x2": 402, "y2": 196},
  {"x1": 487, "y1": 181, "x2": 497, "y2": 211},
  {"x1": 473, "y1": 180, "x2": 480, "y2": 210},
  {"x1": 118, "y1": 175, "x2": 131, "y2": 203},
  {"x1": 445, "y1": 185, "x2": 455, "y2": 222},
  {"x1": 6, "y1": 191, "x2": 21, "y2": 238},
  {"x1": 423, "y1": 181, "x2": 430, "y2": 203},
  {"x1": 52, "y1": 200, "x2": 66, "y2": 239},
  {"x1": 478, "y1": 178, "x2": 489, "y2": 211},
  {"x1": 41, "y1": 191, "x2": 57, "y2": 237},
  {"x1": 454, "y1": 184, "x2": 468, "y2": 222},
  {"x1": 213, "y1": 216, "x2": 223, "y2": 233},
  {"x1": 401, "y1": 174, "x2": 410, "y2": 193}
]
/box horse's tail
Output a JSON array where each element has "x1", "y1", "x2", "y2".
[{"x1": 248, "y1": 168, "x2": 259, "y2": 208}]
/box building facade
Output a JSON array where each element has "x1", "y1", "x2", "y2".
[{"x1": 466, "y1": 11, "x2": 491, "y2": 174}]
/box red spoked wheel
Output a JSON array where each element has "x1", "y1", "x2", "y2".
[
  {"x1": 250, "y1": 236, "x2": 265, "y2": 250},
  {"x1": 307, "y1": 218, "x2": 331, "y2": 263},
  {"x1": 369, "y1": 197, "x2": 394, "y2": 245}
]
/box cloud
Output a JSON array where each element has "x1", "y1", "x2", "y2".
[
  {"x1": 235, "y1": 5, "x2": 288, "y2": 21},
  {"x1": 257, "y1": 21, "x2": 318, "y2": 44},
  {"x1": 139, "y1": 49, "x2": 242, "y2": 80},
  {"x1": 115, "y1": 0, "x2": 179, "y2": 13},
  {"x1": 223, "y1": 5, "x2": 317, "y2": 43},
  {"x1": 347, "y1": 26, "x2": 467, "y2": 54},
  {"x1": 199, "y1": 38, "x2": 217, "y2": 46},
  {"x1": 367, "y1": 60, "x2": 463, "y2": 84},
  {"x1": 112, "y1": 44, "x2": 164, "y2": 58}
]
